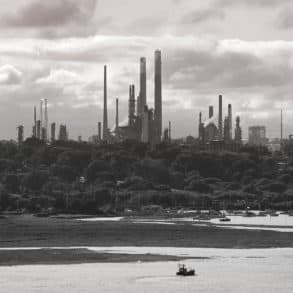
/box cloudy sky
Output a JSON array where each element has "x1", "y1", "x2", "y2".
[{"x1": 0, "y1": 0, "x2": 293, "y2": 140}]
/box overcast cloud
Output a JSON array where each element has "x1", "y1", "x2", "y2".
[{"x1": 0, "y1": 0, "x2": 292, "y2": 140}]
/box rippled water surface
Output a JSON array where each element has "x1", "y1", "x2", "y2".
[{"x1": 1, "y1": 248, "x2": 293, "y2": 293}]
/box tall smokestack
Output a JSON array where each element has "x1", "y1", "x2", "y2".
[
  {"x1": 45, "y1": 98, "x2": 48, "y2": 141},
  {"x1": 36, "y1": 120, "x2": 41, "y2": 139},
  {"x1": 34, "y1": 106, "x2": 36, "y2": 128},
  {"x1": 33, "y1": 106, "x2": 37, "y2": 137},
  {"x1": 199, "y1": 112, "x2": 204, "y2": 142},
  {"x1": 129, "y1": 85, "x2": 135, "y2": 127},
  {"x1": 103, "y1": 65, "x2": 108, "y2": 141},
  {"x1": 169, "y1": 121, "x2": 171, "y2": 142},
  {"x1": 17, "y1": 125, "x2": 24, "y2": 144},
  {"x1": 51, "y1": 122, "x2": 56, "y2": 142},
  {"x1": 281, "y1": 110, "x2": 283, "y2": 144},
  {"x1": 154, "y1": 50, "x2": 162, "y2": 143},
  {"x1": 139, "y1": 57, "x2": 147, "y2": 116},
  {"x1": 228, "y1": 104, "x2": 232, "y2": 140},
  {"x1": 218, "y1": 95, "x2": 223, "y2": 140},
  {"x1": 235, "y1": 116, "x2": 242, "y2": 143},
  {"x1": 116, "y1": 98, "x2": 119, "y2": 130},
  {"x1": 40, "y1": 100, "x2": 43, "y2": 129},
  {"x1": 209, "y1": 106, "x2": 214, "y2": 119},
  {"x1": 98, "y1": 122, "x2": 102, "y2": 141}
]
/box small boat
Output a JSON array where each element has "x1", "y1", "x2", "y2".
[
  {"x1": 219, "y1": 217, "x2": 231, "y2": 222},
  {"x1": 176, "y1": 264, "x2": 195, "y2": 276}
]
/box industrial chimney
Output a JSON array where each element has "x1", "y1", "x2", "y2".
[
  {"x1": 218, "y1": 95, "x2": 223, "y2": 140},
  {"x1": 209, "y1": 106, "x2": 214, "y2": 119},
  {"x1": 228, "y1": 104, "x2": 232, "y2": 140},
  {"x1": 103, "y1": 65, "x2": 108, "y2": 141},
  {"x1": 154, "y1": 50, "x2": 162, "y2": 143},
  {"x1": 129, "y1": 85, "x2": 135, "y2": 127},
  {"x1": 139, "y1": 57, "x2": 147, "y2": 116},
  {"x1": 116, "y1": 98, "x2": 119, "y2": 130}
]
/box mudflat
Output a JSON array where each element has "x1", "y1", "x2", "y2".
[
  {"x1": 1, "y1": 215, "x2": 293, "y2": 249},
  {"x1": 0, "y1": 248, "x2": 211, "y2": 266}
]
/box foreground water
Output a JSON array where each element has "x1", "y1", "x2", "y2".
[{"x1": 1, "y1": 247, "x2": 293, "y2": 293}]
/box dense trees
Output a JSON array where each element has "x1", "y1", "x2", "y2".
[
  {"x1": 22, "y1": 171, "x2": 49, "y2": 195},
  {"x1": 0, "y1": 139, "x2": 292, "y2": 213}
]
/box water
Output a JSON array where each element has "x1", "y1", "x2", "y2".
[
  {"x1": 78, "y1": 217, "x2": 124, "y2": 222},
  {"x1": 78, "y1": 214, "x2": 293, "y2": 228},
  {"x1": 135, "y1": 214, "x2": 293, "y2": 232},
  {"x1": 211, "y1": 214, "x2": 293, "y2": 227},
  {"x1": 1, "y1": 247, "x2": 293, "y2": 292}
]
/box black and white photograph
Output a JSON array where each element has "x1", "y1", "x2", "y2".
[{"x1": 0, "y1": 0, "x2": 293, "y2": 292}]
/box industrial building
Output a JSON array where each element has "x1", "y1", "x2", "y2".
[
  {"x1": 18, "y1": 49, "x2": 250, "y2": 150},
  {"x1": 58, "y1": 124, "x2": 68, "y2": 141},
  {"x1": 17, "y1": 125, "x2": 24, "y2": 144},
  {"x1": 102, "y1": 50, "x2": 163, "y2": 146},
  {"x1": 30, "y1": 98, "x2": 69, "y2": 144},
  {"x1": 32, "y1": 98, "x2": 49, "y2": 142},
  {"x1": 248, "y1": 126, "x2": 267, "y2": 146},
  {"x1": 198, "y1": 95, "x2": 242, "y2": 146}
]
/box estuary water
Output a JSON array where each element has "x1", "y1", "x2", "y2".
[
  {"x1": 78, "y1": 214, "x2": 293, "y2": 232},
  {"x1": 1, "y1": 247, "x2": 293, "y2": 293}
]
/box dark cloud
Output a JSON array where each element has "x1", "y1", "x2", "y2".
[
  {"x1": 216, "y1": 0, "x2": 292, "y2": 7},
  {"x1": 182, "y1": 8, "x2": 225, "y2": 24},
  {"x1": 164, "y1": 47, "x2": 293, "y2": 90},
  {"x1": 36, "y1": 16, "x2": 112, "y2": 39},
  {"x1": 1, "y1": 0, "x2": 97, "y2": 27},
  {"x1": 277, "y1": 9, "x2": 293, "y2": 29},
  {"x1": 37, "y1": 39, "x2": 146, "y2": 63}
]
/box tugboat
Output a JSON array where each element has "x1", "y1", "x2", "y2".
[{"x1": 176, "y1": 264, "x2": 195, "y2": 276}]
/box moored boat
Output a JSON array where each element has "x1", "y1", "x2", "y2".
[{"x1": 219, "y1": 217, "x2": 231, "y2": 222}]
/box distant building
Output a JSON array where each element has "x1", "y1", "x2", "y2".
[
  {"x1": 17, "y1": 125, "x2": 24, "y2": 144},
  {"x1": 198, "y1": 95, "x2": 239, "y2": 145},
  {"x1": 205, "y1": 121, "x2": 218, "y2": 142},
  {"x1": 163, "y1": 127, "x2": 169, "y2": 142},
  {"x1": 163, "y1": 121, "x2": 171, "y2": 143},
  {"x1": 41, "y1": 127, "x2": 46, "y2": 141},
  {"x1": 235, "y1": 116, "x2": 242, "y2": 144},
  {"x1": 51, "y1": 123, "x2": 56, "y2": 142},
  {"x1": 88, "y1": 135, "x2": 99, "y2": 144},
  {"x1": 186, "y1": 135, "x2": 196, "y2": 144},
  {"x1": 58, "y1": 124, "x2": 68, "y2": 141},
  {"x1": 248, "y1": 126, "x2": 267, "y2": 146},
  {"x1": 223, "y1": 117, "x2": 230, "y2": 143}
]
